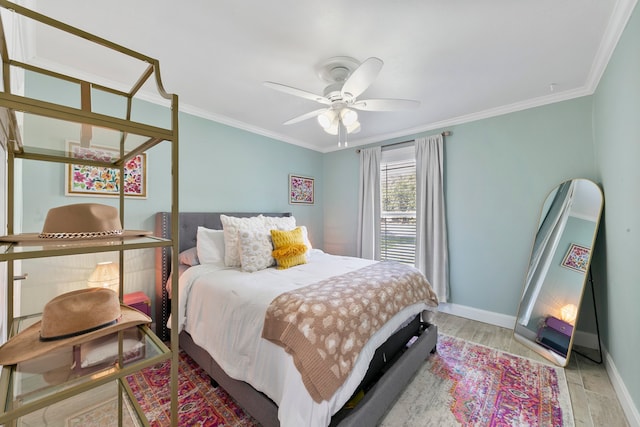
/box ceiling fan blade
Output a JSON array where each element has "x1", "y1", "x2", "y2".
[
  {"x1": 341, "y1": 57, "x2": 384, "y2": 99},
  {"x1": 264, "y1": 81, "x2": 331, "y2": 105},
  {"x1": 283, "y1": 108, "x2": 328, "y2": 125},
  {"x1": 352, "y1": 98, "x2": 420, "y2": 111}
]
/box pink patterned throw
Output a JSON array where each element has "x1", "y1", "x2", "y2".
[{"x1": 262, "y1": 261, "x2": 438, "y2": 402}]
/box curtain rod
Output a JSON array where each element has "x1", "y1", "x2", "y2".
[{"x1": 355, "y1": 131, "x2": 451, "y2": 154}]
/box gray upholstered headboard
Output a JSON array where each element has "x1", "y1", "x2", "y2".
[{"x1": 154, "y1": 212, "x2": 292, "y2": 340}]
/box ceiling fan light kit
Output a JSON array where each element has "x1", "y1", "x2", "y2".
[
  {"x1": 317, "y1": 110, "x2": 337, "y2": 129},
  {"x1": 264, "y1": 56, "x2": 420, "y2": 146},
  {"x1": 340, "y1": 108, "x2": 358, "y2": 126}
]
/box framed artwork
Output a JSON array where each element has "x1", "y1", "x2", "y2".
[
  {"x1": 289, "y1": 174, "x2": 314, "y2": 205},
  {"x1": 66, "y1": 141, "x2": 147, "y2": 198},
  {"x1": 561, "y1": 243, "x2": 591, "y2": 273}
]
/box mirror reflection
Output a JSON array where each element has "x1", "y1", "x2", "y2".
[{"x1": 514, "y1": 179, "x2": 603, "y2": 366}]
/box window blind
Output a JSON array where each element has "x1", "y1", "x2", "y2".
[{"x1": 380, "y1": 149, "x2": 416, "y2": 265}]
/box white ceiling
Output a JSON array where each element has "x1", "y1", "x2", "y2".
[{"x1": 17, "y1": 0, "x2": 638, "y2": 152}]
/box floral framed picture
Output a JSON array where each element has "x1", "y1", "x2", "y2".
[
  {"x1": 289, "y1": 174, "x2": 314, "y2": 205},
  {"x1": 66, "y1": 141, "x2": 147, "y2": 198},
  {"x1": 561, "y1": 243, "x2": 591, "y2": 273}
]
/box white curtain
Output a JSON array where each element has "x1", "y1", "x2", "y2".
[
  {"x1": 415, "y1": 135, "x2": 449, "y2": 302},
  {"x1": 357, "y1": 147, "x2": 381, "y2": 260}
]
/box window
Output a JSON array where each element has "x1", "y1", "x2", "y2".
[{"x1": 380, "y1": 146, "x2": 416, "y2": 265}]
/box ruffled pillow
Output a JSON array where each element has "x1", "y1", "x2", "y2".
[
  {"x1": 220, "y1": 215, "x2": 264, "y2": 267},
  {"x1": 238, "y1": 226, "x2": 275, "y2": 272},
  {"x1": 270, "y1": 227, "x2": 308, "y2": 269},
  {"x1": 262, "y1": 215, "x2": 296, "y2": 231}
]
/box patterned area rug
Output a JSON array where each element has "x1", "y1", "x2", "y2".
[
  {"x1": 66, "y1": 396, "x2": 139, "y2": 427},
  {"x1": 128, "y1": 336, "x2": 574, "y2": 426},
  {"x1": 126, "y1": 350, "x2": 258, "y2": 427},
  {"x1": 381, "y1": 334, "x2": 575, "y2": 426}
]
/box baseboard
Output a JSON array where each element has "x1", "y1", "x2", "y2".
[
  {"x1": 572, "y1": 329, "x2": 600, "y2": 350},
  {"x1": 439, "y1": 303, "x2": 600, "y2": 349},
  {"x1": 440, "y1": 302, "x2": 638, "y2": 426},
  {"x1": 604, "y1": 345, "x2": 640, "y2": 427},
  {"x1": 438, "y1": 303, "x2": 516, "y2": 329}
]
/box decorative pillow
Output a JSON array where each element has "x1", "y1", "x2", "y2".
[
  {"x1": 299, "y1": 225, "x2": 313, "y2": 251},
  {"x1": 165, "y1": 263, "x2": 190, "y2": 295},
  {"x1": 178, "y1": 247, "x2": 200, "y2": 266},
  {"x1": 261, "y1": 215, "x2": 296, "y2": 231},
  {"x1": 220, "y1": 215, "x2": 265, "y2": 267},
  {"x1": 238, "y1": 226, "x2": 275, "y2": 272},
  {"x1": 270, "y1": 227, "x2": 308, "y2": 269},
  {"x1": 196, "y1": 227, "x2": 225, "y2": 264}
]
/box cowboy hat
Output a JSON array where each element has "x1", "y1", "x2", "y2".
[
  {"x1": 0, "y1": 203, "x2": 151, "y2": 243},
  {"x1": 0, "y1": 288, "x2": 151, "y2": 365}
]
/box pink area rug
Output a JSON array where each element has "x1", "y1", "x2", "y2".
[
  {"x1": 126, "y1": 350, "x2": 259, "y2": 427},
  {"x1": 428, "y1": 335, "x2": 573, "y2": 426},
  {"x1": 382, "y1": 334, "x2": 574, "y2": 426},
  {"x1": 128, "y1": 336, "x2": 574, "y2": 426}
]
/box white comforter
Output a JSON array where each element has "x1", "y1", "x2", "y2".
[{"x1": 172, "y1": 249, "x2": 433, "y2": 427}]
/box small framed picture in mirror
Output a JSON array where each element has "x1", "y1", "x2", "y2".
[{"x1": 561, "y1": 243, "x2": 590, "y2": 273}]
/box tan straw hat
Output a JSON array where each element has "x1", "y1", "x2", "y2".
[
  {"x1": 0, "y1": 288, "x2": 151, "y2": 365},
  {"x1": 0, "y1": 203, "x2": 151, "y2": 243}
]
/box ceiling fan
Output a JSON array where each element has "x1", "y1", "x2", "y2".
[{"x1": 264, "y1": 56, "x2": 420, "y2": 146}]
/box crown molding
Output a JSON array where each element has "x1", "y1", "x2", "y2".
[{"x1": 14, "y1": 0, "x2": 638, "y2": 154}]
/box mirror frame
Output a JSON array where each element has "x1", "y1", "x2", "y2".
[{"x1": 513, "y1": 178, "x2": 603, "y2": 366}]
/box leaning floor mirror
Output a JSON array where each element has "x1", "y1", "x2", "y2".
[{"x1": 513, "y1": 178, "x2": 603, "y2": 366}]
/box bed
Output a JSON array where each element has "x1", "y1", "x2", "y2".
[{"x1": 154, "y1": 212, "x2": 439, "y2": 427}]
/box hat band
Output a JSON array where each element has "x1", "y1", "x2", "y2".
[
  {"x1": 38, "y1": 229, "x2": 124, "y2": 239},
  {"x1": 39, "y1": 318, "x2": 119, "y2": 342}
]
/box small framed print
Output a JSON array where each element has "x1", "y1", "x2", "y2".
[
  {"x1": 561, "y1": 243, "x2": 591, "y2": 273},
  {"x1": 289, "y1": 174, "x2": 314, "y2": 205},
  {"x1": 66, "y1": 141, "x2": 147, "y2": 198}
]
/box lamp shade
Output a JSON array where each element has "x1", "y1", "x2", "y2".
[
  {"x1": 340, "y1": 108, "x2": 358, "y2": 127},
  {"x1": 560, "y1": 303, "x2": 578, "y2": 324},
  {"x1": 325, "y1": 120, "x2": 339, "y2": 135},
  {"x1": 317, "y1": 110, "x2": 336, "y2": 129},
  {"x1": 87, "y1": 261, "x2": 120, "y2": 294},
  {"x1": 345, "y1": 120, "x2": 361, "y2": 134}
]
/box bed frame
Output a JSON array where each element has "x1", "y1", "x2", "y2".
[{"x1": 155, "y1": 212, "x2": 438, "y2": 427}]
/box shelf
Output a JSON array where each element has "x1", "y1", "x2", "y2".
[
  {"x1": 0, "y1": 94, "x2": 173, "y2": 156},
  {"x1": 11, "y1": 380, "x2": 147, "y2": 427},
  {"x1": 0, "y1": 317, "x2": 168, "y2": 423},
  {"x1": 0, "y1": 1, "x2": 180, "y2": 425},
  {"x1": 0, "y1": 236, "x2": 172, "y2": 261}
]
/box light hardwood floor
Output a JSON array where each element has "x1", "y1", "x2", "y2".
[{"x1": 433, "y1": 311, "x2": 629, "y2": 427}]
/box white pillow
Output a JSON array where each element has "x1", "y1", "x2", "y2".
[
  {"x1": 220, "y1": 215, "x2": 265, "y2": 267},
  {"x1": 178, "y1": 247, "x2": 200, "y2": 266},
  {"x1": 196, "y1": 226, "x2": 225, "y2": 264},
  {"x1": 238, "y1": 226, "x2": 275, "y2": 272},
  {"x1": 261, "y1": 215, "x2": 296, "y2": 231},
  {"x1": 299, "y1": 225, "x2": 313, "y2": 251}
]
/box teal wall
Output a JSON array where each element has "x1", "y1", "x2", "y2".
[
  {"x1": 21, "y1": 74, "x2": 325, "y2": 247},
  {"x1": 592, "y1": 2, "x2": 640, "y2": 414},
  {"x1": 324, "y1": 97, "x2": 597, "y2": 316},
  {"x1": 18, "y1": 7, "x2": 640, "y2": 417}
]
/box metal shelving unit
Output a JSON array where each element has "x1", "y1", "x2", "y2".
[{"x1": 0, "y1": 1, "x2": 179, "y2": 425}]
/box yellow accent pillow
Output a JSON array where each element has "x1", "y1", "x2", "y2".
[{"x1": 270, "y1": 227, "x2": 308, "y2": 269}]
